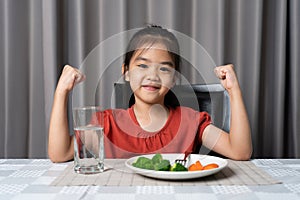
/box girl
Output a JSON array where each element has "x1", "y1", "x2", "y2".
[{"x1": 48, "y1": 25, "x2": 252, "y2": 162}]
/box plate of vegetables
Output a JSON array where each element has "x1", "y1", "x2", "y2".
[{"x1": 125, "y1": 153, "x2": 228, "y2": 180}]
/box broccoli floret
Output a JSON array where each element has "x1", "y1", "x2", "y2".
[
  {"x1": 132, "y1": 157, "x2": 154, "y2": 170},
  {"x1": 133, "y1": 154, "x2": 188, "y2": 172},
  {"x1": 154, "y1": 159, "x2": 171, "y2": 171},
  {"x1": 134, "y1": 157, "x2": 152, "y2": 165},
  {"x1": 141, "y1": 162, "x2": 154, "y2": 170},
  {"x1": 151, "y1": 153, "x2": 163, "y2": 164},
  {"x1": 170, "y1": 163, "x2": 188, "y2": 171}
]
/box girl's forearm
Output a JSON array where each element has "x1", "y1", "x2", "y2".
[
  {"x1": 228, "y1": 89, "x2": 252, "y2": 160},
  {"x1": 48, "y1": 91, "x2": 74, "y2": 162}
]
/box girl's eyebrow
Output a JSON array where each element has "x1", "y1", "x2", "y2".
[
  {"x1": 160, "y1": 61, "x2": 174, "y2": 67},
  {"x1": 135, "y1": 56, "x2": 174, "y2": 67}
]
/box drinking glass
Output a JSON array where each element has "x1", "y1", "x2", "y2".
[{"x1": 72, "y1": 106, "x2": 104, "y2": 174}]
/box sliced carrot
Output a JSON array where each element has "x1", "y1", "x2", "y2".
[
  {"x1": 188, "y1": 164, "x2": 198, "y2": 171},
  {"x1": 188, "y1": 161, "x2": 204, "y2": 171},
  {"x1": 203, "y1": 163, "x2": 219, "y2": 170},
  {"x1": 195, "y1": 161, "x2": 203, "y2": 170}
]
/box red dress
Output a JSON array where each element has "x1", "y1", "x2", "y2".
[{"x1": 97, "y1": 106, "x2": 211, "y2": 158}]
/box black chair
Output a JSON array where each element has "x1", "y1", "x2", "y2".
[{"x1": 114, "y1": 82, "x2": 230, "y2": 132}]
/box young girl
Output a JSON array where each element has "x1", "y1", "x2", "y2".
[{"x1": 48, "y1": 25, "x2": 252, "y2": 162}]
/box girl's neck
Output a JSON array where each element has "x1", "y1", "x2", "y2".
[{"x1": 133, "y1": 101, "x2": 169, "y2": 132}]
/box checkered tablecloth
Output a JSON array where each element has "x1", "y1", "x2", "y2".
[
  {"x1": 51, "y1": 159, "x2": 280, "y2": 186},
  {"x1": 0, "y1": 159, "x2": 300, "y2": 200}
]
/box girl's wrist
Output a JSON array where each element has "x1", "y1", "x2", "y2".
[
  {"x1": 227, "y1": 85, "x2": 242, "y2": 99},
  {"x1": 54, "y1": 88, "x2": 70, "y2": 98}
]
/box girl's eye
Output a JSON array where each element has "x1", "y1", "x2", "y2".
[
  {"x1": 138, "y1": 64, "x2": 148, "y2": 69},
  {"x1": 160, "y1": 66, "x2": 172, "y2": 73}
]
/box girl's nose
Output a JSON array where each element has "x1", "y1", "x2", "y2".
[{"x1": 146, "y1": 66, "x2": 160, "y2": 81}]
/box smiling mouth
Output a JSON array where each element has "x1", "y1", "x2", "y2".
[{"x1": 142, "y1": 85, "x2": 160, "y2": 91}]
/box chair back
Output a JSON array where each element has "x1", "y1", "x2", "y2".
[{"x1": 114, "y1": 83, "x2": 230, "y2": 132}]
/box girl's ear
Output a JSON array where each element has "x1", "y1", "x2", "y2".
[
  {"x1": 124, "y1": 71, "x2": 130, "y2": 81},
  {"x1": 171, "y1": 72, "x2": 178, "y2": 87},
  {"x1": 122, "y1": 64, "x2": 130, "y2": 81},
  {"x1": 121, "y1": 64, "x2": 125, "y2": 74}
]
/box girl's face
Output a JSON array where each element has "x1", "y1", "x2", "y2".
[{"x1": 125, "y1": 43, "x2": 176, "y2": 105}]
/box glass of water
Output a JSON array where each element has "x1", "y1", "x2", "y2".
[{"x1": 72, "y1": 106, "x2": 104, "y2": 174}]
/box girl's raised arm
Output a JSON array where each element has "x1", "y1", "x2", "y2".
[
  {"x1": 202, "y1": 64, "x2": 252, "y2": 160},
  {"x1": 48, "y1": 65, "x2": 86, "y2": 162}
]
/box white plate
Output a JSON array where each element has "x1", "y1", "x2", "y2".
[{"x1": 125, "y1": 153, "x2": 228, "y2": 180}]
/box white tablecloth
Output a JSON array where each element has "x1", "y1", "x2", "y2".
[{"x1": 0, "y1": 159, "x2": 300, "y2": 200}]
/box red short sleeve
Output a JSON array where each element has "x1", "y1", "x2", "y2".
[{"x1": 197, "y1": 111, "x2": 212, "y2": 143}]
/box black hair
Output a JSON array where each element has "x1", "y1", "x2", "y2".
[{"x1": 123, "y1": 24, "x2": 181, "y2": 73}]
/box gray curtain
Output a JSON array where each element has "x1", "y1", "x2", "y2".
[{"x1": 0, "y1": 0, "x2": 299, "y2": 158}]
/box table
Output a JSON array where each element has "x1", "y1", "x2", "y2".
[{"x1": 0, "y1": 159, "x2": 300, "y2": 200}]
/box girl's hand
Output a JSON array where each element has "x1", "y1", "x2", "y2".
[
  {"x1": 214, "y1": 64, "x2": 239, "y2": 92},
  {"x1": 56, "y1": 65, "x2": 86, "y2": 94}
]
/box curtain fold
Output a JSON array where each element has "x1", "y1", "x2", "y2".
[
  {"x1": 288, "y1": 0, "x2": 300, "y2": 157},
  {"x1": 2, "y1": 0, "x2": 30, "y2": 157},
  {"x1": 42, "y1": 0, "x2": 59, "y2": 155},
  {"x1": 258, "y1": 0, "x2": 287, "y2": 157},
  {"x1": 0, "y1": 0, "x2": 299, "y2": 158},
  {"x1": 28, "y1": 0, "x2": 46, "y2": 157}
]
